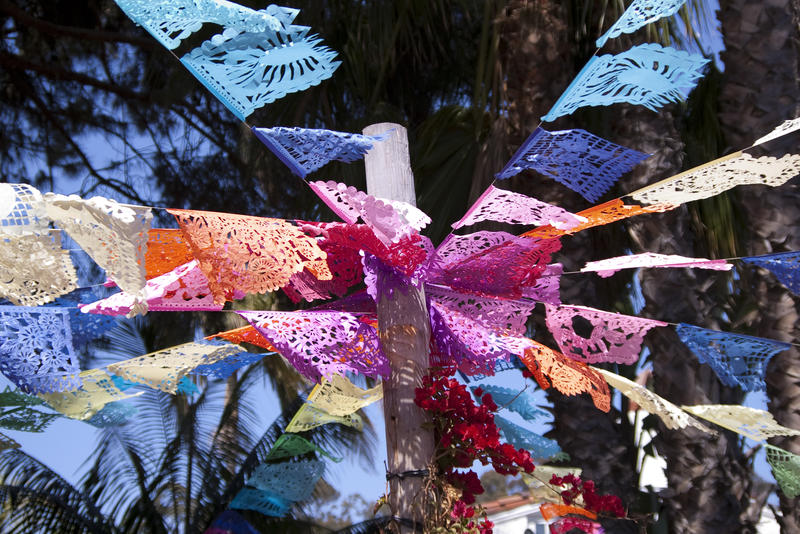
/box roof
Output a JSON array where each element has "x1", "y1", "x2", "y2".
[{"x1": 481, "y1": 493, "x2": 538, "y2": 515}]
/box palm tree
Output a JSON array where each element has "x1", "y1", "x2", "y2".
[
  {"x1": 487, "y1": 2, "x2": 772, "y2": 531},
  {"x1": 0, "y1": 317, "x2": 377, "y2": 534},
  {"x1": 715, "y1": 1, "x2": 800, "y2": 531}
]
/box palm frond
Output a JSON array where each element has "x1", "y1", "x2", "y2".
[{"x1": 0, "y1": 449, "x2": 114, "y2": 534}]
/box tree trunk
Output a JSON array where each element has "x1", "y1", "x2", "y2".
[{"x1": 717, "y1": 1, "x2": 800, "y2": 531}]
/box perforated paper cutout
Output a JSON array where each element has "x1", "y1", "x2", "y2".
[
  {"x1": 80, "y1": 260, "x2": 220, "y2": 317},
  {"x1": 522, "y1": 263, "x2": 562, "y2": 305},
  {"x1": 540, "y1": 503, "x2": 597, "y2": 522},
  {"x1": 113, "y1": 0, "x2": 282, "y2": 50},
  {"x1": 87, "y1": 401, "x2": 137, "y2": 428},
  {"x1": 46, "y1": 288, "x2": 116, "y2": 352},
  {"x1": 518, "y1": 341, "x2": 611, "y2": 412},
  {"x1": 44, "y1": 194, "x2": 152, "y2": 296},
  {"x1": 239, "y1": 310, "x2": 389, "y2": 381},
  {"x1": 594, "y1": 368, "x2": 712, "y2": 433},
  {"x1": 0, "y1": 183, "x2": 47, "y2": 235},
  {"x1": 434, "y1": 231, "x2": 517, "y2": 265},
  {"x1": 523, "y1": 199, "x2": 675, "y2": 240},
  {"x1": 299, "y1": 221, "x2": 427, "y2": 277},
  {"x1": 596, "y1": 0, "x2": 687, "y2": 47},
  {"x1": 308, "y1": 181, "x2": 430, "y2": 244},
  {"x1": 494, "y1": 415, "x2": 561, "y2": 459},
  {"x1": 676, "y1": 323, "x2": 789, "y2": 391},
  {"x1": 550, "y1": 517, "x2": 604, "y2": 534},
  {"x1": 107, "y1": 341, "x2": 244, "y2": 394},
  {"x1": 542, "y1": 44, "x2": 708, "y2": 122},
  {"x1": 582, "y1": 252, "x2": 731, "y2": 277},
  {"x1": 230, "y1": 487, "x2": 291, "y2": 517},
  {"x1": 307, "y1": 374, "x2": 382, "y2": 416},
  {"x1": 428, "y1": 285, "x2": 536, "y2": 336},
  {"x1": 169, "y1": 210, "x2": 330, "y2": 305},
  {"x1": 0, "y1": 387, "x2": 47, "y2": 408},
  {"x1": 0, "y1": 405, "x2": 58, "y2": 433},
  {"x1": 0, "y1": 306, "x2": 81, "y2": 394},
  {"x1": 208, "y1": 325, "x2": 278, "y2": 352},
  {"x1": 248, "y1": 459, "x2": 325, "y2": 502},
  {"x1": 253, "y1": 127, "x2": 387, "y2": 178},
  {"x1": 436, "y1": 234, "x2": 562, "y2": 299},
  {"x1": 192, "y1": 351, "x2": 266, "y2": 380},
  {"x1": 683, "y1": 405, "x2": 800, "y2": 441},
  {"x1": 473, "y1": 385, "x2": 548, "y2": 421},
  {"x1": 545, "y1": 305, "x2": 667, "y2": 365},
  {"x1": 766, "y1": 444, "x2": 800, "y2": 498},
  {"x1": 429, "y1": 302, "x2": 531, "y2": 375},
  {"x1": 496, "y1": 128, "x2": 649, "y2": 202},
  {"x1": 144, "y1": 228, "x2": 195, "y2": 279},
  {"x1": 754, "y1": 117, "x2": 800, "y2": 146},
  {"x1": 265, "y1": 433, "x2": 342, "y2": 462},
  {"x1": 0, "y1": 231, "x2": 78, "y2": 306},
  {"x1": 742, "y1": 251, "x2": 800, "y2": 295},
  {"x1": 452, "y1": 185, "x2": 585, "y2": 230},
  {"x1": 39, "y1": 369, "x2": 141, "y2": 420},
  {"x1": 180, "y1": 25, "x2": 340, "y2": 120},
  {"x1": 629, "y1": 152, "x2": 800, "y2": 206},
  {"x1": 285, "y1": 402, "x2": 363, "y2": 432}
]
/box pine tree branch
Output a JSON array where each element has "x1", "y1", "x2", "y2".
[
  {"x1": 0, "y1": 51, "x2": 149, "y2": 102},
  {"x1": 0, "y1": 0, "x2": 160, "y2": 50}
]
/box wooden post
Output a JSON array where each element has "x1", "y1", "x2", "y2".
[{"x1": 363, "y1": 123, "x2": 434, "y2": 532}]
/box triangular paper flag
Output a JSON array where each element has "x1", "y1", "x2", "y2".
[
  {"x1": 766, "y1": 444, "x2": 800, "y2": 498},
  {"x1": 0, "y1": 306, "x2": 82, "y2": 394},
  {"x1": 239, "y1": 310, "x2": 389, "y2": 381},
  {"x1": 180, "y1": 23, "x2": 340, "y2": 120},
  {"x1": 473, "y1": 385, "x2": 548, "y2": 421},
  {"x1": 107, "y1": 341, "x2": 244, "y2": 394},
  {"x1": 676, "y1": 323, "x2": 789, "y2": 391},
  {"x1": 168, "y1": 209, "x2": 330, "y2": 305},
  {"x1": 44, "y1": 193, "x2": 152, "y2": 296},
  {"x1": 39, "y1": 369, "x2": 142, "y2": 420},
  {"x1": 542, "y1": 44, "x2": 708, "y2": 121},
  {"x1": 253, "y1": 127, "x2": 387, "y2": 178},
  {"x1": 494, "y1": 415, "x2": 561, "y2": 459},
  {"x1": 582, "y1": 252, "x2": 731, "y2": 277},
  {"x1": 594, "y1": 368, "x2": 713, "y2": 433},
  {"x1": 0, "y1": 231, "x2": 77, "y2": 306},
  {"x1": 248, "y1": 459, "x2": 325, "y2": 502},
  {"x1": 742, "y1": 251, "x2": 800, "y2": 295},
  {"x1": 452, "y1": 185, "x2": 585, "y2": 230},
  {"x1": 230, "y1": 487, "x2": 291, "y2": 517},
  {"x1": 306, "y1": 374, "x2": 382, "y2": 416},
  {"x1": 265, "y1": 433, "x2": 342, "y2": 462},
  {"x1": 308, "y1": 180, "x2": 430, "y2": 244},
  {"x1": 496, "y1": 127, "x2": 649, "y2": 202},
  {"x1": 754, "y1": 117, "x2": 800, "y2": 146},
  {"x1": 629, "y1": 152, "x2": 800, "y2": 207},
  {"x1": 113, "y1": 0, "x2": 282, "y2": 50},
  {"x1": 683, "y1": 405, "x2": 800, "y2": 441},
  {"x1": 285, "y1": 402, "x2": 363, "y2": 433},
  {"x1": 545, "y1": 304, "x2": 667, "y2": 365},
  {"x1": 80, "y1": 260, "x2": 221, "y2": 317},
  {"x1": 596, "y1": 0, "x2": 688, "y2": 47},
  {"x1": 0, "y1": 183, "x2": 47, "y2": 235}
]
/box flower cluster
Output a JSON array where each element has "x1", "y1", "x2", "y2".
[
  {"x1": 550, "y1": 473, "x2": 625, "y2": 518},
  {"x1": 448, "y1": 499, "x2": 494, "y2": 534},
  {"x1": 414, "y1": 367, "x2": 539, "y2": 533}
]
